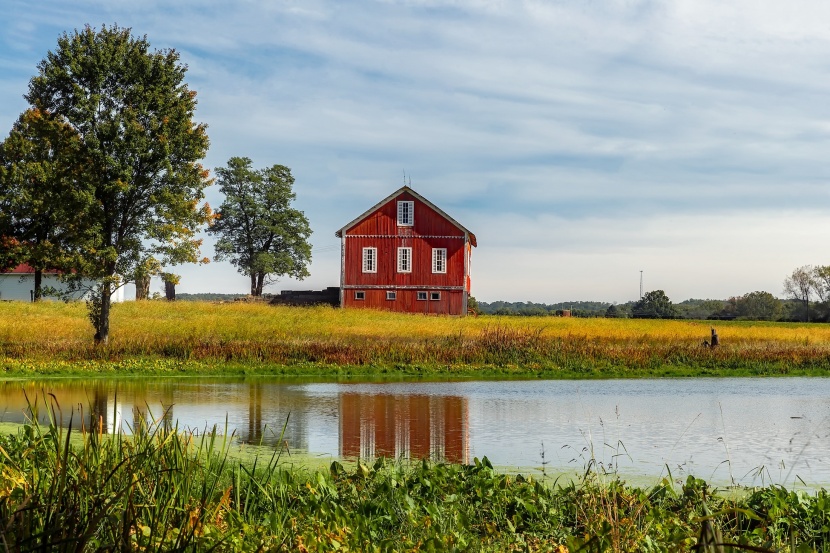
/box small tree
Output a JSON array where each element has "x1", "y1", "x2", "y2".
[
  {"x1": 25, "y1": 25, "x2": 212, "y2": 342},
  {"x1": 783, "y1": 266, "x2": 814, "y2": 322},
  {"x1": 605, "y1": 304, "x2": 620, "y2": 318},
  {"x1": 0, "y1": 109, "x2": 88, "y2": 300},
  {"x1": 208, "y1": 157, "x2": 312, "y2": 296},
  {"x1": 810, "y1": 265, "x2": 830, "y2": 321},
  {"x1": 735, "y1": 291, "x2": 782, "y2": 321},
  {"x1": 631, "y1": 290, "x2": 679, "y2": 319}
]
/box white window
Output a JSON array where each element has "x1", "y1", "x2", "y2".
[
  {"x1": 354, "y1": 291, "x2": 365, "y2": 300},
  {"x1": 397, "y1": 201, "x2": 414, "y2": 226},
  {"x1": 362, "y1": 247, "x2": 377, "y2": 273},
  {"x1": 386, "y1": 291, "x2": 397, "y2": 300},
  {"x1": 432, "y1": 248, "x2": 447, "y2": 274},
  {"x1": 430, "y1": 292, "x2": 441, "y2": 301},
  {"x1": 417, "y1": 291, "x2": 427, "y2": 301},
  {"x1": 397, "y1": 247, "x2": 412, "y2": 273}
]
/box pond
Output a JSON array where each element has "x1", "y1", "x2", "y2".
[{"x1": 1, "y1": 376, "x2": 829, "y2": 486}]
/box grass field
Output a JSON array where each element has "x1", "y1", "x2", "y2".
[{"x1": 3, "y1": 300, "x2": 830, "y2": 377}]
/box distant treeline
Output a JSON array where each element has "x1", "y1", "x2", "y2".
[
  {"x1": 477, "y1": 300, "x2": 614, "y2": 318},
  {"x1": 176, "y1": 293, "x2": 247, "y2": 302},
  {"x1": 476, "y1": 296, "x2": 807, "y2": 321},
  {"x1": 175, "y1": 292, "x2": 813, "y2": 321}
]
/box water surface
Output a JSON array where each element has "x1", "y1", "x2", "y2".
[{"x1": 2, "y1": 377, "x2": 829, "y2": 486}]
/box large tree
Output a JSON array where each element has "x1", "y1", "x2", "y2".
[
  {"x1": 208, "y1": 157, "x2": 312, "y2": 296},
  {"x1": 631, "y1": 290, "x2": 679, "y2": 319},
  {"x1": 0, "y1": 109, "x2": 89, "y2": 299},
  {"x1": 25, "y1": 25, "x2": 212, "y2": 342}
]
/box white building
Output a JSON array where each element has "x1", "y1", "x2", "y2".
[{"x1": 0, "y1": 264, "x2": 128, "y2": 302}]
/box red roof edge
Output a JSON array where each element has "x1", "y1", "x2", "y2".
[{"x1": 2, "y1": 264, "x2": 62, "y2": 275}]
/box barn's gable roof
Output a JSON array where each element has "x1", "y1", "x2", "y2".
[
  {"x1": 335, "y1": 186, "x2": 477, "y2": 247},
  {"x1": 1, "y1": 264, "x2": 62, "y2": 275}
]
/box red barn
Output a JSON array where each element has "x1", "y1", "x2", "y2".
[{"x1": 336, "y1": 186, "x2": 476, "y2": 315}]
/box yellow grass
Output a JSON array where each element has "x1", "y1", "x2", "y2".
[
  {"x1": 2, "y1": 300, "x2": 830, "y2": 375},
  {"x1": 2, "y1": 300, "x2": 829, "y2": 344}
]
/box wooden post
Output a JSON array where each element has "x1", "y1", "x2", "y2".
[
  {"x1": 165, "y1": 280, "x2": 176, "y2": 301},
  {"x1": 161, "y1": 272, "x2": 180, "y2": 301}
]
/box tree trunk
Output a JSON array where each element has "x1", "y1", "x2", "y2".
[
  {"x1": 255, "y1": 272, "x2": 265, "y2": 296},
  {"x1": 135, "y1": 274, "x2": 150, "y2": 300},
  {"x1": 34, "y1": 270, "x2": 42, "y2": 301},
  {"x1": 250, "y1": 273, "x2": 257, "y2": 296},
  {"x1": 95, "y1": 282, "x2": 111, "y2": 345},
  {"x1": 165, "y1": 280, "x2": 176, "y2": 301}
]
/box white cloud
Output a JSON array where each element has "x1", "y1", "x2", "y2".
[{"x1": 2, "y1": 0, "x2": 830, "y2": 301}]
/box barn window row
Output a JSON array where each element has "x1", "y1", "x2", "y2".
[
  {"x1": 354, "y1": 290, "x2": 441, "y2": 301},
  {"x1": 362, "y1": 247, "x2": 447, "y2": 274}
]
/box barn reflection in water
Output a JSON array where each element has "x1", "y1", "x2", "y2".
[
  {"x1": 0, "y1": 380, "x2": 468, "y2": 463},
  {"x1": 339, "y1": 393, "x2": 469, "y2": 463}
]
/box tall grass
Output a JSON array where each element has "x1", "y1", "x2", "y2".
[
  {"x1": 3, "y1": 301, "x2": 830, "y2": 375},
  {"x1": 1, "y1": 398, "x2": 830, "y2": 551}
]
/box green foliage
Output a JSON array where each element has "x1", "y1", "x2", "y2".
[
  {"x1": 23, "y1": 24, "x2": 212, "y2": 341},
  {"x1": 675, "y1": 298, "x2": 727, "y2": 320},
  {"x1": 0, "y1": 109, "x2": 89, "y2": 299},
  {"x1": 631, "y1": 290, "x2": 679, "y2": 319},
  {"x1": 2, "y1": 405, "x2": 830, "y2": 551},
  {"x1": 733, "y1": 291, "x2": 782, "y2": 321},
  {"x1": 208, "y1": 157, "x2": 312, "y2": 296},
  {"x1": 784, "y1": 266, "x2": 815, "y2": 322},
  {"x1": 478, "y1": 300, "x2": 612, "y2": 317}
]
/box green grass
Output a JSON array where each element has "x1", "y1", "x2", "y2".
[
  {"x1": 2, "y1": 402, "x2": 830, "y2": 551},
  {"x1": 4, "y1": 301, "x2": 830, "y2": 377}
]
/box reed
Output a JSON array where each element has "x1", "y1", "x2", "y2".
[
  {"x1": 1, "y1": 400, "x2": 829, "y2": 551},
  {"x1": 4, "y1": 301, "x2": 830, "y2": 376}
]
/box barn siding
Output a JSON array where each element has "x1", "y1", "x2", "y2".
[
  {"x1": 346, "y1": 191, "x2": 465, "y2": 237},
  {"x1": 344, "y1": 236, "x2": 465, "y2": 288},
  {"x1": 339, "y1": 188, "x2": 472, "y2": 316},
  {"x1": 343, "y1": 289, "x2": 465, "y2": 315}
]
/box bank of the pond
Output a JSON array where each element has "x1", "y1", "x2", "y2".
[
  {"x1": 5, "y1": 301, "x2": 830, "y2": 377},
  {"x1": 1, "y1": 418, "x2": 829, "y2": 552},
  {"x1": 4, "y1": 356, "x2": 830, "y2": 379}
]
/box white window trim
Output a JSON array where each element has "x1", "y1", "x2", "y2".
[
  {"x1": 362, "y1": 247, "x2": 377, "y2": 273},
  {"x1": 397, "y1": 201, "x2": 414, "y2": 227},
  {"x1": 397, "y1": 247, "x2": 412, "y2": 273},
  {"x1": 417, "y1": 291, "x2": 427, "y2": 301},
  {"x1": 354, "y1": 291, "x2": 365, "y2": 300},
  {"x1": 430, "y1": 292, "x2": 441, "y2": 301},
  {"x1": 432, "y1": 248, "x2": 447, "y2": 274},
  {"x1": 386, "y1": 291, "x2": 397, "y2": 300}
]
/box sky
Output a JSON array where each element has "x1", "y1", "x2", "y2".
[{"x1": 2, "y1": 0, "x2": 830, "y2": 304}]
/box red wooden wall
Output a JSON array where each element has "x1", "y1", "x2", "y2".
[{"x1": 341, "y1": 190, "x2": 472, "y2": 315}]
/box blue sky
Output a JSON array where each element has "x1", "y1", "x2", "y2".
[{"x1": 2, "y1": 0, "x2": 830, "y2": 303}]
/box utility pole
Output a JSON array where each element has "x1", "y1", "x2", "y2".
[{"x1": 639, "y1": 271, "x2": 643, "y2": 299}]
